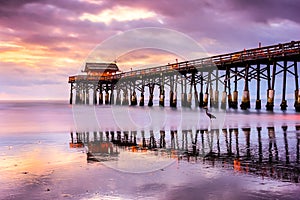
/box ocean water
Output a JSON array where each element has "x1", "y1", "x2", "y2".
[{"x1": 0, "y1": 100, "x2": 300, "y2": 200}]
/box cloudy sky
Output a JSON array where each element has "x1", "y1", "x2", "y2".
[{"x1": 1, "y1": 0, "x2": 299, "y2": 100}]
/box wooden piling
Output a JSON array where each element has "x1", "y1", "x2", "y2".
[
  {"x1": 85, "y1": 86, "x2": 89, "y2": 105},
  {"x1": 148, "y1": 84, "x2": 154, "y2": 107},
  {"x1": 232, "y1": 66, "x2": 238, "y2": 109},
  {"x1": 294, "y1": 61, "x2": 300, "y2": 111},
  {"x1": 93, "y1": 85, "x2": 97, "y2": 105},
  {"x1": 280, "y1": 61, "x2": 288, "y2": 110},
  {"x1": 240, "y1": 64, "x2": 250, "y2": 110},
  {"x1": 69, "y1": 83, "x2": 73, "y2": 104},
  {"x1": 99, "y1": 86, "x2": 103, "y2": 105},
  {"x1": 266, "y1": 62, "x2": 276, "y2": 111},
  {"x1": 255, "y1": 64, "x2": 261, "y2": 109}
]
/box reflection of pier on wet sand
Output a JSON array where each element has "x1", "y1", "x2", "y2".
[{"x1": 70, "y1": 125, "x2": 300, "y2": 183}]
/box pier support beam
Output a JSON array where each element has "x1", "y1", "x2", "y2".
[
  {"x1": 170, "y1": 90, "x2": 174, "y2": 107},
  {"x1": 221, "y1": 91, "x2": 227, "y2": 110},
  {"x1": 139, "y1": 86, "x2": 144, "y2": 106},
  {"x1": 110, "y1": 88, "x2": 114, "y2": 104},
  {"x1": 148, "y1": 84, "x2": 154, "y2": 107},
  {"x1": 159, "y1": 85, "x2": 165, "y2": 107},
  {"x1": 122, "y1": 89, "x2": 129, "y2": 105},
  {"x1": 232, "y1": 66, "x2": 238, "y2": 109},
  {"x1": 69, "y1": 83, "x2": 73, "y2": 104},
  {"x1": 116, "y1": 89, "x2": 121, "y2": 105},
  {"x1": 240, "y1": 64, "x2": 250, "y2": 110},
  {"x1": 131, "y1": 90, "x2": 137, "y2": 106},
  {"x1": 93, "y1": 85, "x2": 97, "y2": 105},
  {"x1": 266, "y1": 62, "x2": 276, "y2": 111},
  {"x1": 170, "y1": 75, "x2": 177, "y2": 108},
  {"x1": 181, "y1": 77, "x2": 187, "y2": 107},
  {"x1": 295, "y1": 90, "x2": 300, "y2": 112},
  {"x1": 213, "y1": 70, "x2": 219, "y2": 108},
  {"x1": 85, "y1": 86, "x2": 89, "y2": 105},
  {"x1": 294, "y1": 61, "x2": 300, "y2": 111},
  {"x1": 75, "y1": 88, "x2": 80, "y2": 104},
  {"x1": 280, "y1": 60, "x2": 288, "y2": 110},
  {"x1": 221, "y1": 68, "x2": 228, "y2": 109},
  {"x1": 99, "y1": 86, "x2": 103, "y2": 105},
  {"x1": 199, "y1": 75, "x2": 204, "y2": 108},
  {"x1": 208, "y1": 72, "x2": 213, "y2": 108},
  {"x1": 105, "y1": 91, "x2": 109, "y2": 105},
  {"x1": 255, "y1": 64, "x2": 261, "y2": 109}
]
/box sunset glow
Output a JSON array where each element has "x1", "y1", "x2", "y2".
[{"x1": 0, "y1": 0, "x2": 299, "y2": 100}]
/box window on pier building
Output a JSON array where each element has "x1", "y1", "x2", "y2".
[{"x1": 83, "y1": 62, "x2": 119, "y2": 77}]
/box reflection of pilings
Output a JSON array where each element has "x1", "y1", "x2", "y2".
[
  {"x1": 234, "y1": 128, "x2": 239, "y2": 158},
  {"x1": 141, "y1": 130, "x2": 146, "y2": 147},
  {"x1": 215, "y1": 129, "x2": 220, "y2": 156},
  {"x1": 207, "y1": 130, "x2": 214, "y2": 153},
  {"x1": 297, "y1": 126, "x2": 300, "y2": 163},
  {"x1": 192, "y1": 131, "x2": 199, "y2": 155},
  {"x1": 149, "y1": 130, "x2": 157, "y2": 148},
  {"x1": 200, "y1": 130, "x2": 205, "y2": 155},
  {"x1": 171, "y1": 130, "x2": 175, "y2": 148},
  {"x1": 132, "y1": 131, "x2": 137, "y2": 145},
  {"x1": 268, "y1": 127, "x2": 279, "y2": 162},
  {"x1": 242, "y1": 128, "x2": 251, "y2": 159},
  {"x1": 181, "y1": 130, "x2": 188, "y2": 150},
  {"x1": 160, "y1": 130, "x2": 166, "y2": 148},
  {"x1": 282, "y1": 126, "x2": 290, "y2": 164},
  {"x1": 257, "y1": 127, "x2": 262, "y2": 163}
]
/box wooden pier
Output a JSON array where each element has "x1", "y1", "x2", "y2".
[{"x1": 69, "y1": 40, "x2": 300, "y2": 111}]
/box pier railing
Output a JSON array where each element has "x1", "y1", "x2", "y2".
[{"x1": 69, "y1": 40, "x2": 300, "y2": 83}]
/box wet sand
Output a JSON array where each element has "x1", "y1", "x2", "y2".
[{"x1": 0, "y1": 101, "x2": 299, "y2": 200}]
